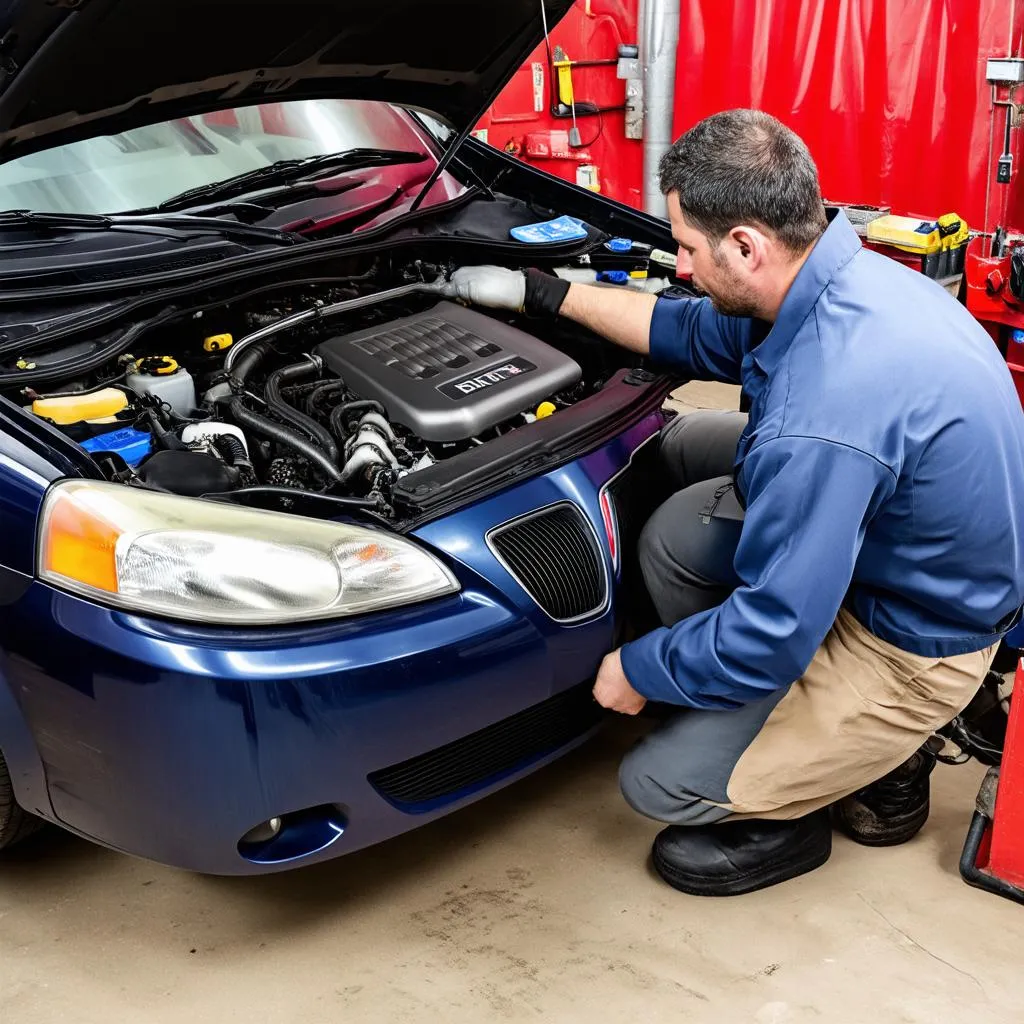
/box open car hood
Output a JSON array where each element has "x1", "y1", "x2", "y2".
[{"x1": 0, "y1": 0, "x2": 573, "y2": 162}]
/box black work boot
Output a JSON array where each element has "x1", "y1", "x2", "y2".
[
  {"x1": 833, "y1": 748, "x2": 936, "y2": 846},
  {"x1": 651, "y1": 810, "x2": 832, "y2": 896}
]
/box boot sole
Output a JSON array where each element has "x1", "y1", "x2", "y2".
[
  {"x1": 833, "y1": 798, "x2": 930, "y2": 848},
  {"x1": 652, "y1": 831, "x2": 832, "y2": 897}
]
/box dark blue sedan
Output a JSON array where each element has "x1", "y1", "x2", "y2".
[{"x1": 0, "y1": 0, "x2": 680, "y2": 872}]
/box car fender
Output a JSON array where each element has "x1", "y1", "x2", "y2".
[{"x1": 0, "y1": 400, "x2": 88, "y2": 818}]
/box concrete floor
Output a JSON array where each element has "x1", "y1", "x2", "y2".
[
  {"x1": 3, "y1": 381, "x2": 1024, "y2": 1022},
  {"x1": 2, "y1": 721, "x2": 1023, "y2": 1023}
]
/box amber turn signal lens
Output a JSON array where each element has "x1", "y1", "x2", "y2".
[{"x1": 40, "y1": 488, "x2": 120, "y2": 593}]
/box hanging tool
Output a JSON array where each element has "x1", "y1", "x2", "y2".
[
  {"x1": 998, "y1": 102, "x2": 1015, "y2": 184},
  {"x1": 553, "y1": 45, "x2": 582, "y2": 146}
]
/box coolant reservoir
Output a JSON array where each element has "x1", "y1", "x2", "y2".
[
  {"x1": 32, "y1": 387, "x2": 128, "y2": 425},
  {"x1": 125, "y1": 356, "x2": 196, "y2": 415}
]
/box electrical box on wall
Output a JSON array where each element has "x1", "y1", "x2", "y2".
[{"x1": 987, "y1": 58, "x2": 1024, "y2": 84}]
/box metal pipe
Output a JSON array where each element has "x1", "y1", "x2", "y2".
[
  {"x1": 641, "y1": 0, "x2": 681, "y2": 218},
  {"x1": 223, "y1": 280, "x2": 445, "y2": 373}
]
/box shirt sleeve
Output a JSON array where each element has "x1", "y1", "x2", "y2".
[
  {"x1": 619, "y1": 435, "x2": 896, "y2": 709},
  {"x1": 648, "y1": 293, "x2": 752, "y2": 383}
]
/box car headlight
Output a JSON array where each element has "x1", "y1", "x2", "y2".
[{"x1": 37, "y1": 480, "x2": 459, "y2": 625}]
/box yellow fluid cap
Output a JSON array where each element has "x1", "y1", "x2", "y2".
[
  {"x1": 535, "y1": 401, "x2": 557, "y2": 419},
  {"x1": 203, "y1": 333, "x2": 234, "y2": 352},
  {"x1": 153, "y1": 356, "x2": 179, "y2": 375},
  {"x1": 32, "y1": 388, "x2": 128, "y2": 425}
]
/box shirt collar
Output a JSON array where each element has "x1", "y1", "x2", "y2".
[{"x1": 751, "y1": 209, "x2": 861, "y2": 375}]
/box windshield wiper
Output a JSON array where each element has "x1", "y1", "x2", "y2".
[
  {"x1": 147, "y1": 148, "x2": 427, "y2": 213},
  {"x1": 0, "y1": 208, "x2": 301, "y2": 246}
]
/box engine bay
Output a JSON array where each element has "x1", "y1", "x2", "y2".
[{"x1": 14, "y1": 255, "x2": 668, "y2": 519}]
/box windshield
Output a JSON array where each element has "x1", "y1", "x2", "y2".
[{"x1": 0, "y1": 100, "x2": 443, "y2": 215}]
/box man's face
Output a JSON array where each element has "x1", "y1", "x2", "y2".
[{"x1": 666, "y1": 191, "x2": 761, "y2": 318}]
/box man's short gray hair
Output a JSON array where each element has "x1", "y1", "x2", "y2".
[{"x1": 658, "y1": 109, "x2": 827, "y2": 254}]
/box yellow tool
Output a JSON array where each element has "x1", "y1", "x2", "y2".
[
  {"x1": 32, "y1": 388, "x2": 128, "y2": 425},
  {"x1": 553, "y1": 47, "x2": 575, "y2": 107}
]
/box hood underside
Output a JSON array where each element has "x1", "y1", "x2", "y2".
[{"x1": 0, "y1": 0, "x2": 572, "y2": 161}]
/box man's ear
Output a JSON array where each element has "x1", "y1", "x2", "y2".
[{"x1": 729, "y1": 225, "x2": 770, "y2": 267}]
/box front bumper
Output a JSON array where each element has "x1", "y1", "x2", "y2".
[{"x1": 0, "y1": 415, "x2": 662, "y2": 874}]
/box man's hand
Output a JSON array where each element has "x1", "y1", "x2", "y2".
[
  {"x1": 442, "y1": 266, "x2": 526, "y2": 310},
  {"x1": 593, "y1": 648, "x2": 647, "y2": 715}
]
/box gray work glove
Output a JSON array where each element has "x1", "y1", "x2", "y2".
[
  {"x1": 443, "y1": 266, "x2": 526, "y2": 311},
  {"x1": 443, "y1": 266, "x2": 570, "y2": 318}
]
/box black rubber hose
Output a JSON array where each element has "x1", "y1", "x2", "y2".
[
  {"x1": 329, "y1": 399, "x2": 388, "y2": 443},
  {"x1": 229, "y1": 398, "x2": 343, "y2": 484},
  {"x1": 212, "y1": 434, "x2": 249, "y2": 466},
  {"x1": 306, "y1": 379, "x2": 348, "y2": 415},
  {"x1": 230, "y1": 339, "x2": 272, "y2": 384},
  {"x1": 265, "y1": 359, "x2": 340, "y2": 464}
]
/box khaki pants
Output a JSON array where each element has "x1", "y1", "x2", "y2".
[
  {"x1": 620, "y1": 411, "x2": 998, "y2": 825},
  {"x1": 620, "y1": 612, "x2": 996, "y2": 825}
]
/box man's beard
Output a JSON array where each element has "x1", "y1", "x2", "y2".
[
  {"x1": 695, "y1": 250, "x2": 761, "y2": 318},
  {"x1": 707, "y1": 290, "x2": 761, "y2": 318},
  {"x1": 692, "y1": 278, "x2": 761, "y2": 318}
]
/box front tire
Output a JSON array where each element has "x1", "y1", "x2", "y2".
[{"x1": 0, "y1": 748, "x2": 43, "y2": 850}]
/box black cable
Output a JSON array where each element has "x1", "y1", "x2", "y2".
[
  {"x1": 29, "y1": 369, "x2": 129, "y2": 401},
  {"x1": 539, "y1": 0, "x2": 561, "y2": 116},
  {"x1": 200, "y1": 485, "x2": 384, "y2": 511},
  {"x1": 569, "y1": 108, "x2": 604, "y2": 150}
]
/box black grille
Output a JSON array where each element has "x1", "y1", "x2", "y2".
[
  {"x1": 489, "y1": 503, "x2": 606, "y2": 621},
  {"x1": 368, "y1": 683, "x2": 602, "y2": 807}
]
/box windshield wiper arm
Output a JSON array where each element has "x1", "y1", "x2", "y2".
[
  {"x1": 0, "y1": 208, "x2": 301, "y2": 246},
  {"x1": 149, "y1": 148, "x2": 427, "y2": 213},
  {"x1": 0, "y1": 210, "x2": 113, "y2": 230}
]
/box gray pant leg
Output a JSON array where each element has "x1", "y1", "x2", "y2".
[
  {"x1": 638, "y1": 476, "x2": 745, "y2": 625},
  {"x1": 623, "y1": 409, "x2": 764, "y2": 825},
  {"x1": 639, "y1": 410, "x2": 748, "y2": 626},
  {"x1": 619, "y1": 686, "x2": 791, "y2": 824},
  {"x1": 658, "y1": 410, "x2": 748, "y2": 491}
]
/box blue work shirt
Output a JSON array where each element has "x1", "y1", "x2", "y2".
[{"x1": 620, "y1": 211, "x2": 1024, "y2": 710}]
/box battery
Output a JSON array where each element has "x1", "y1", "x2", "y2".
[{"x1": 81, "y1": 426, "x2": 152, "y2": 466}]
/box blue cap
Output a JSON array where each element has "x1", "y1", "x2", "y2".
[
  {"x1": 1013, "y1": 329, "x2": 1024, "y2": 345},
  {"x1": 81, "y1": 427, "x2": 152, "y2": 466},
  {"x1": 604, "y1": 237, "x2": 633, "y2": 252},
  {"x1": 596, "y1": 269, "x2": 630, "y2": 284}
]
